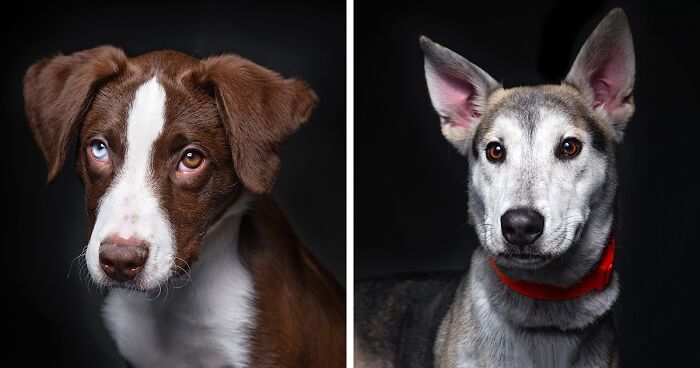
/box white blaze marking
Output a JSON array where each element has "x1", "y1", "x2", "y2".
[{"x1": 86, "y1": 76, "x2": 175, "y2": 289}]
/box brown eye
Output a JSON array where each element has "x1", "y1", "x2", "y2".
[
  {"x1": 486, "y1": 142, "x2": 506, "y2": 162},
  {"x1": 178, "y1": 150, "x2": 205, "y2": 172},
  {"x1": 559, "y1": 138, "x2": 582, "y2": 159}
]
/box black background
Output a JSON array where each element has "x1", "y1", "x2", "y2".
[
  {"x1": 4, "y1": 1, "x2": 345, "y2": 366},
  {"x1": 355, "y1": 0, "x2": 699, "y2": 366}
]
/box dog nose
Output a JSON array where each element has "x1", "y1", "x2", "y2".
[
  {"x1": 99, "y1": 236, "x2": 149, "y2": 282},
  {"x1": 501, "y1": 208, "x2": 544, "y2": 246}
]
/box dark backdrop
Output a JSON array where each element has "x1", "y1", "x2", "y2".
[
  {"x1": 3, "y1": 1, "x2": 345, "y2": 367},
  {"x1": 355, "y1": 0, "x2": 699, "y2": 366}
]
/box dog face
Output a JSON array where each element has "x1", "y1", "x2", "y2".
[
  {"x1": 24, "y1": 49, "x2": 317, "y2": 290},
  {"x1": 421, "y1": 9, "x2": 634, "y2": 268}
]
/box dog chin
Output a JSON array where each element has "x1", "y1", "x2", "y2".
[
  {"x1": 495, "y1": 254, "x2": 552, "y2": 269},
  {"x1": 482, "y1": 241, "x2": 554, "y2": 269},
  {"x1": 490, "y1": 236, "x2": 577, "y2": 270},
  {"x1": 93, "y1": 277, "x2": 145, "y2": 291},
  {"x1": 89, "y1": 271, "x2": 166, "y2": 292}
]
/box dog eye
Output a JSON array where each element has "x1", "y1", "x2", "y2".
[
  {"x1": 89, "y1": 139, "x2": 109, "y2": 161},
  {"x1": 559, "y1": 138, "x2": 582, "y2": 159},
  {"x1": 178, "y1": 149, "x2": 205, "y2": 172},
  {"x1": 485, "y1": 142, "x2": 506, "y2": 162}
]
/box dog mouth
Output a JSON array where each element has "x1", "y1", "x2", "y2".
[
  {"x1": 91, "y1": 261, "x2": 191, "y2": 293},
  {"x1": 91, "y1": 277, "x2": 147, "y2": 292},
  {"x1": 496, "y1": 253, "x2": 552, "y2": 268}
]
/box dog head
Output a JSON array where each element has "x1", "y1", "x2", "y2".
[
  {"x1": 24, "y1": 48, "x2": 317, "y2": 290},
  {"x1": 421, "y1": 9, "x2": 634, "y2": 269}
]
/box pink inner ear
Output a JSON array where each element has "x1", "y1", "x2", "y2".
[
  {"x1": 589, "y1": 48, "x2": 627, "y2": 114},
  {"x1": 435, "y1": 74, "x2": 479, "y2": 128}
]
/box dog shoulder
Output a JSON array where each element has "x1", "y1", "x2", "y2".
[
  {"x1": 239, "y1": 196, "x2": 346, "y2": 367},
  {"x1": 354, "y1": 271, "x2": 464, "y2": 367}
]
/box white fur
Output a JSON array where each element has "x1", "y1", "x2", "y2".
[
  {"x1": 103, "y1": 193, "x2": 256, "y2": 368},
  {"x1": 437, "y1": 251, "x2": 617, "y2": 368},
  {"x1": 469, "y1": 108, "x2": 608, "y2": 259},
  {"x1": 85, "y1": 77, "x2": 175, "y2": 290}
]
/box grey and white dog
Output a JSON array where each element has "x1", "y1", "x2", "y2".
[{"x1": 355, "y1": 8, "x2": 634, "y2": 368}]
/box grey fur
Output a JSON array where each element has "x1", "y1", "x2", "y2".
[
  {"x1": 436, "y1": 8, "x2": 633, "y2": 367},
  {"x1": 355, "y1": 8, "x2": 634, "y2": 368},
  {"x1": 566, "y1": 8, "x2": 635, "y2": 142}
]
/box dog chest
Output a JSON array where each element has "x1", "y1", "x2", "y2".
[
  {"x1": 436, "y1": 253, "x2": 617, "y2": 368},
  {"x1": 103, "y1": 269, "x2": 255, "y2": 367},
  {"x1": 101, "y1": 213, "x2": 257, "y2": 368},
  {"x1": 444, "y1": 308, "x2": 609, "y2": 368}
]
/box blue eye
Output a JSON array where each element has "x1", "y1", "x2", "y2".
[{"x1": 89, "y1": 140, "x2": 109, "y2": 161}]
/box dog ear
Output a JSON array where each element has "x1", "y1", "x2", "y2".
[
  {"x1": 189, "y1": 55, "x2": 318, "y2": 195},
  {"x1": 24, "y1": 46, "x2": 128, "y2": 182},
  {"x1": 566, "y1": 8, "x2": 635, "y2": 142},
  {"x1": 420, "y1": 36, "x2": 501, "y2": 154}
]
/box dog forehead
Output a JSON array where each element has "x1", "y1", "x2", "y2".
[
  {"x1": 478, "y1": 92, "x2": 570, "y2": 141},
  {"x1": 494, "y1": 88, "x2": 577, "y2": 129},
  {"x1": 85, "y1": 70, "x2": 220, "y2": 147},
  {"x1": 474, "y1": 85, "x2": 611, "y2": 149},
  {"x1": 126, "y1": 77, "x2": 167, "y2": 148}
]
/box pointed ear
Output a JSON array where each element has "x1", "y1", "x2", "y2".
[
  {"x1": 420, "y1": 36, "x2": 500, "y2": 154},
  {"x1": 23, "y1": 46, "x2": 128, "y2": 182},
  {"x1": 188, "y1": 55, "x2": 318, "y2": 195},
  {"x1": 565, "y1": 8, "x2": 635, "y2": 141}
]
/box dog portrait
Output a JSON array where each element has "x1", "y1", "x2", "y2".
[
  {"x1": 5, "y1": 0, "x2": 699, "y2": 367},
  {"x1": 7, "y1": 2, "x2": 345, "y2": 367},
  {"x1": 354, "y1": 1, "x2": 698, "y2": 367}
]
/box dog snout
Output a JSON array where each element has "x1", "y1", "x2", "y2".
[
  {"x1": 500, "y1": 208, "x2": 544, "y2": 247},
  {"x1": 99, "y1": 235, "x2": 149, "y2": 282}
]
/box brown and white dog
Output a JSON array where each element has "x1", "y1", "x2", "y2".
[{"x1": 24, "y1": 47, "x2": 345, "y2": 367}]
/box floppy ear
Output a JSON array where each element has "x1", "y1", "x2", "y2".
[
  {"x1": 565, "y1": 8, "x2": 635, "y2": 142},
  {"x1": 24, "y1": 46, "x2": 127, "y2": 182},
  {"x1": 420, "y1": 36, "x2": 500, "y2": 155},
  {"x1": 189, "y1": 55, "x2": 318, "y2": 195}
]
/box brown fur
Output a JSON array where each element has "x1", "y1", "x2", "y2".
[
  {"x1": 24, "y1": 46, "x2": 341, "y2": 366},
  {"x1": 24, "y1": 46, "x2": 128, "y2": 182},
  {"x1": 69, "y1": 50, "x2": 241, "y2": 271},
  {"x1": 188, "y1": 55, "x2": 318, "y2": 195},
  {"x1": 240, "y1": 197, "x2": 346, "y2": 367}
]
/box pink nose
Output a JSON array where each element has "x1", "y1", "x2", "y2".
[{"x1": 99, "y1": 235, "x2": 149, "y2": 282}]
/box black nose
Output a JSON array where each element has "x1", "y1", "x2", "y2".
[
  {"x1": 99, "y1": 236, "x2": 149, "y2": 282},
  {"x1": 501, "y1": 208, "x2": 544, "y2": 246}
]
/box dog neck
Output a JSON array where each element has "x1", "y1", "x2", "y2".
[
  {"x1": 103, "y1": 191, "x2": 258, "y2": 367},
  {"x1": 175, "y1": 190, "x2": 256, "y2": 308},
  {"x1": 488, "y1": 235, "x2": 615, "y2": 301},
  {"x1": 204, "y1": 190, "x2": 255, "y2": 248},
  {"x1": 471, "y1": 208, "x2": 619, "y2": 329}
]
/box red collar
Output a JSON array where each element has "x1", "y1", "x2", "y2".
[{"x1": 488, "y1": 235, "x2": 615, "y2": 301}]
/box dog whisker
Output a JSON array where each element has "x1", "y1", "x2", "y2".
[
  {"x1": 147, "y1": 284, "x2": 162, "y2": 301},
  {"x1": 172, "y1": 265, "x2": 192, "y2": 289},
  {"x1": 67, "y1": 245, "x2": 89, "y2": 279}
]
